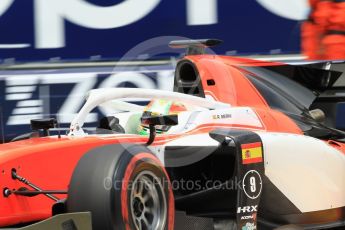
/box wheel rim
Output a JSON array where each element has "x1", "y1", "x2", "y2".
[{"x1": 130, "y1": 170, "x2": 167, "y2": 230}]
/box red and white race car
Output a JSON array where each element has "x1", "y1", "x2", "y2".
[{"x1": 0, "y1": 39, "x2": 345, "y2": 230}]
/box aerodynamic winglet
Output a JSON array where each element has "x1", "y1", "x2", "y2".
[{"x1": 169, "y1": 39, "x2": 223, "y2": 55}]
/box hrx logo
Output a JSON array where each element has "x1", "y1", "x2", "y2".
[{"x1": 237, "y1": 205, "x2": 258, "y2": 213}]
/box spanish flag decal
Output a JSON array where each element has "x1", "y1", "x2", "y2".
[{"x1": 241, "y1": 142, "x2": 263, "y2": 164}]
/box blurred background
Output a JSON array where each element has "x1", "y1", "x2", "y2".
[{"x1": 0, "y1": 0, "x2": 344, "y2": 141}]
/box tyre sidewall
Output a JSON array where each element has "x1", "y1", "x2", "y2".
[
  {"x1": 67, "y1": 144, "x2": 174, "y2": 230},
  {"x1": 113, "y1": 145, "x2": 174, "y2": 230}
]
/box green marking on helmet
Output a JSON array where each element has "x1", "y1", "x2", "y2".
[{"x1": 149, "y1": 99, "x2": 172, "y2": 115}]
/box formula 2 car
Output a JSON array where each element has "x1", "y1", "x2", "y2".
[{"x1": 1, "y1": 39, "x2": 345, "y2": 230}]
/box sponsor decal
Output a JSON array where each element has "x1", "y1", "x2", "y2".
[
  {"x1": 242, "y1": 222, "x2": 257, "y2": 230},
  {"x1": 237, "y1": 205, "x2": 258, "y2": 214},
  {"x1": 212, "y1": 113, "x2": 232, "y2": 120},
  {"x1": 241, "y1": 213, "x2": 257, "y2": 220},
  {"x1": 241, "y1": 215, "x2": 253, "y2": 220},
  {"x1": 241, "y1": 142, "x2": 263, "y2": 164},
  {"x1": 242, "y1": 170, "x2": 262, "y2": 200}
]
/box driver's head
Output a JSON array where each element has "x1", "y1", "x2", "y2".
[{"x1": 138, "y1": 99, "x2": 187, "y2": 135}]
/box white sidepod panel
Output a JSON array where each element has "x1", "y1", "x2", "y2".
[{"x1": 257, "y1": 132, "x2": 345, "y2": 212}]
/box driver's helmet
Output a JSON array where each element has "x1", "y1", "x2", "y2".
[{"x1": 138, "y1": 99, "x2": 187, "y2": 135}]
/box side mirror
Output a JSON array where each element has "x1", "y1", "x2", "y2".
[
  {"x1": 140, "y1": 114, "x2": 178, "y2": 145},
  {"x1": 31, "y1": 118, "x2": 57, "y2": 137}
]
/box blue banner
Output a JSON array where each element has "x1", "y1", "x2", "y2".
[
  {"x1": 0, "y1": 0, "x2": 308, "y2": 62},
  {"x1": 0, "y1": 65, "x2": 174, "y2": 141}
]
